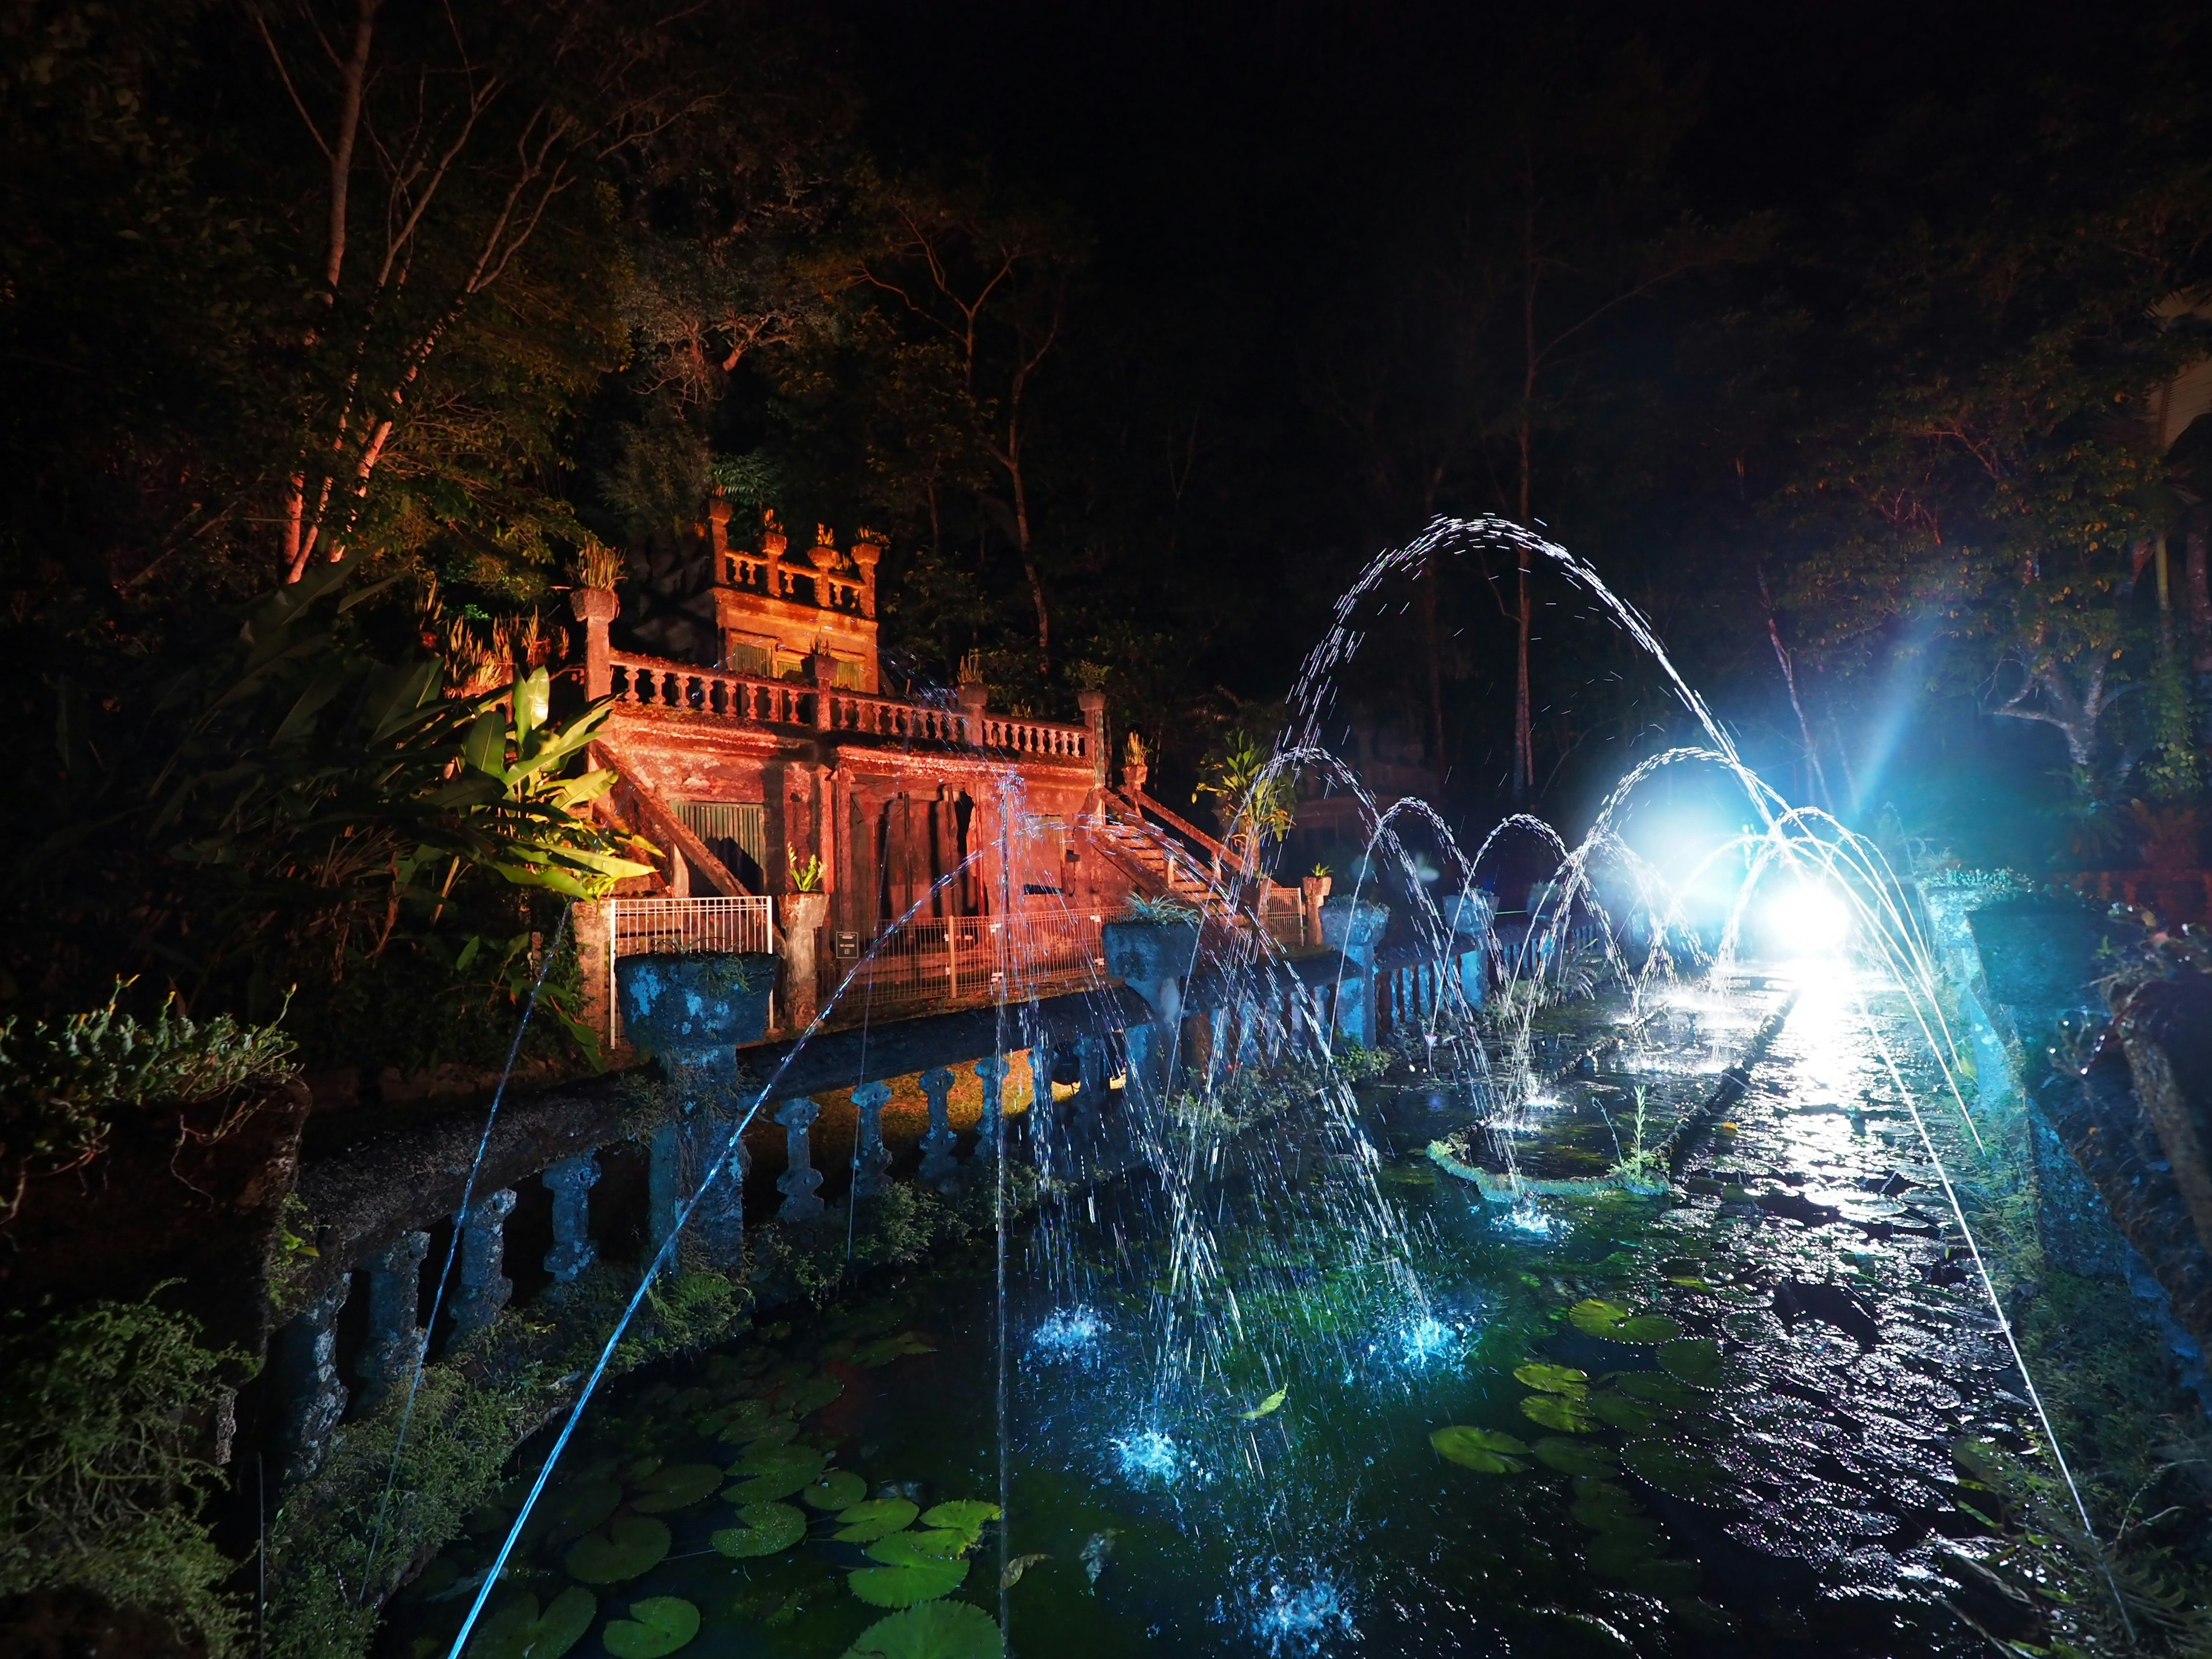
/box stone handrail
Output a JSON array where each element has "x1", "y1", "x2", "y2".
[{"x1": 607, "y1": 649, "x2": 1090, "y2": 762}]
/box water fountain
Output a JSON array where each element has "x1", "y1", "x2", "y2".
[{"x1": 391, "y1": 517, "x2": 2137, "y2": 1659}]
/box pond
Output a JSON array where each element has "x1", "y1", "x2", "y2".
[{"x1": 385, "y1": 965, "x2": 2048, "y2": 1659}]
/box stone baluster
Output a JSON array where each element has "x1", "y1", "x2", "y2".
[
  {"x1": 272, "y1": 1276, "x2": 350, "y2": 1483},
  {"x1": 543, "y1": 1153, "x2": 600, "y2": 1283},
  {"x1": 775, "y1": 1097, "x2": 826, "y2": 1222},
  {"x1": 974, "y1": 1055, "x2": 1010, "y2": 1160},
  {"x1": 357, "y1": 1229, "x2": 430, "y2": 1408},
  {"x1": 918, "y1": 1066, "x2": 960, "y2": 1188},
  {"x1": 649, "y1": 1122, "x2": 684, "y2": 1250},
  {"x1": 850, "y1": 1081, "x2": 892, "y2": 1198},
  {"x1": 450, "y1": 1188, "x2": 518, "y2": 1336},
  {"x1": 650, "y1": 1118, "x2": 750, "y2": 1259}
]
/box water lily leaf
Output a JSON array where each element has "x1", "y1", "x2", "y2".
[
  {"x1": 804, "y1": 1471, "x2": 870, "y2": 1512},
  {"x1": 711, "y1": 1502, "x2": 806, "y2": 1558},
  {"x1": 1430, "y1": 1425, "x2": 1528, "y2": 1472},
  {"x1": 918, "y1": 1501, "x2": 1001, "y2": 1546},
  {"x1": 1570, "y1": 1479, "x2": 1647, "y2": 1531},
  {"x1": 563, "y1": 1516, "x2": 672, "y2": 1584},
  {"x1": 1623, "y1": 1556, "x2": 1703, "y2": 1596},
  {"x1": 1657, "y1": 1338, "x2": 1724, "y2": 1389},
  {"x1": 1518, "y1": 1392, "x2": 1597, "y2": 1433},
  {"x1": 1585, "y1": 1392, "x2": 1658, "y2": 1433},
  {"x1": 464, "y1": 1586, "x2": 596, "y2": 1659},
  {"x1": 841, "y1": 1600, "x2": 1006, "y2": 1659},
  {"x1": 703, "y1": 1399, "x2": 774, "y2": 1440},
  {"x1": 1612, "y1": 1373, "x2": 1702, "y2": 1408},
  {"x1": 1237, "y1": 1385, "x2": 1289, "y2": 1421},
  {"x1": 999, "y1": 1552, "x2": 1048, "y2": 1588},
  {"x1": 1567, "y1": 1299, "x2": 1680, "y2": 1344},
  {"x1": 535, "y1": 1478, "x2": 622, "y2": 1547},
  {"x1": 783, "y1": 1374, "x2": 845, "y2": 1416},
  {"x1": 848, "y1": 1548, "x2": 970, "y2": 1608},
  {"x1": 629, "y1": 1463, "x2": 722, "y2": 1513},
  {"x1": 725, "y1": 1446, "x2": 830, "y2": 1502},
  {"x1": 834, "y1": 1499, "x2": 920, "y2": 1543},
  {"x1": 1532, "y1": 1437, "x2": 1617, "y2": 1476},
  {"x1": 1588, "y1": 1518, "x2": 1666, "y2": 1571},
  {"x1": 1621, "y1": 1438, "x2": 1729, "y2": 1505},
  {"x1": 603, "y1": 1596, "x2": 699, "y2": 1658},
  {"x1": 870, "y1": 1531, "x2": 974, "y2": 1565},
  {"x1": 855, "y1": 1333, "x2": 937, "y2": 1368},
  {"x1": 1512, "y1": 1363, "x2": 1589, "y2": 1396}
]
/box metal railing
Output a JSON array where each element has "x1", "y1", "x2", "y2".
[{"x1": 830, "y1": 910, "x2": 1107, "y2": 1017}]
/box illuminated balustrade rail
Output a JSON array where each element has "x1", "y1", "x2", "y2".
[
  {"x1": 604, "y1": 650, "x2": 1090, "y2": 762},
  {"x1": 828, "y1": 910, "x2": 1108, "y2": 1017}
]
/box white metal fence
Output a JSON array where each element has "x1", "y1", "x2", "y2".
[{"x1": 605, "y1": 896, "x2": 778, "y2": 1044}]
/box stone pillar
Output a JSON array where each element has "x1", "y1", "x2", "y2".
[
  {"x1": 543, "y1": 1153, "x2": 600, "y2": 1283},
  {"x1": 781, "y1": 891, "x2": 829, "y2": 1032},
  {"x1": 850, "y1": 1081, "x2": 892, "y2": 1198},
  {"x1": 1321, "y1": 897, "x2": 1389, "y2": 1049},
  {"x1": 974, "y1": 1055, "x2": 1011, "y2": 1160},
  {"x1": 650, "y1": 1119, "x2": 749, "y2": 1259},
  {"x1": 1445, "y1": 888, "x2": 1494, "y2": 1009},
  {"x1": 273, "y1": 1276, "x2": 349, "y2": 1484},
  {"x1": 1102, "y1": 918, "x2": 1200, "y2": 1107},
  {"x1": 573, "y1": 899, "x2": 615, "y2": 1054},
  {"x1": 450, "y1": 1188, "x2": 517, "y2": 1336},
  {"x1": 569, "y1": 588, "x2": 618, "y2": 700},
  {"x1": 1300, "y1": 874, "x2": 1333, "y2": 948},
  {"x1": 808, "y1": 649, "x2": 836, "y2": 731},
  {"x1": 918, "y1": 1066, "x2": 960, "y2": 1188},
  {"x1": 959, "y1": 677, "x2": 989, "y2": 748},
  {"x1": 775, "y1": 1097, "x2": 825, "y2": 1222},
  {"x1": 357, "y1": 1229, "x2": 430, "y2": 1409},
  {"x1": 1078, "y1": 688, "x2": 1108, "y2": 789}
]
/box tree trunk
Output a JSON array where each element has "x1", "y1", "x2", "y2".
[{"x1": 2188, "y1": 525, "x2": 2211, "y2": 673}]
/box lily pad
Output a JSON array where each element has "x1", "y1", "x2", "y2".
[
  {"x1": 703, "y1": 1398, "x2": 774, "y2": 1441},
  {"x1": 1585, "y1": 1392, "x2": 1660, "y2": 1433},
  {"x1": 893, "y1": 1528, "x2": 976, "y2": 1559},
  {"x1": 842, "y1": 1600, "x2": 1006, "y2": 1659},
  {"x1": 536, "y1": 1479, "x2": 622, "y2": 1547},
  {"x1": 1621, "y1": 1438, "x2": 1730, "y2": 1505},
  {"x1": 1429, "y1": 1425, "x2": 1529, "y2": 1472},
  {"x1": 1518, "y1": 1392, "x2": 1597, "y2": 1433},
  {"x1": 628, "y1": 1463, "x2": 722, "y2": 1513},
  {"x1": 603, "y1": 1596, "x2": 699, "y2": 1658},
  {"x1": 725, "y1": 1445, "x2": 830, "y2": 1502},
  {"x1": 1622, "y1": 1556, "x2": 1703, "y2": 1596},
  {"x1": 1570, "y1": 1479, "x2": 1647, "y2": 1531},
  {"x1": 1567, "y1": 1299, "x2": 1681, "y2": 1344},
  {"x1": 1587, "y1": 1518, "x2": 1666, "y2": 1572},
  {"x1": 855, "y1": 1333, "x2": 938, "y2": 1368},
  {"x1": 804, "y1": 1471, "x2": 870, "y2": 1512},
  {"x1": 918, "y1": 1501, "x2": 1001, "y2": 1546},
  {"x1": 563, "y1": 1516, "x2": 671, "y2": 1584},
  {"x1": 1532, "y1": 1437, "x2": 1618, "y2": 1477},
  {"x1": 463, "y1": 1586, "x2": 596, "y2": 1659},
  {"x1": 1612, "y1": 1372, "x2": 1703, "y2": 1408},
  {"x1": 711, "y1": 1502, "x2": 806, "y2": 1558},
  {"x1": 1657, "y1": 1338, "x2": 1725, "y2": 1389},
  {"x1": 1512, "y1": 1363, "x2": 1589, "y2": 1396},
  {"x1": 783, "y1": 1374, "x2": 845, "y2": 1416},
  {"x1": 834, "y1": 1499, "x2": 921, "y2": 1543},
  {"x1": 848, "y1": 1537, "x2": 971, "y2": 1608}
]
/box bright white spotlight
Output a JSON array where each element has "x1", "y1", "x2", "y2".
[{"x1": 1766, "y1": 880, "x2": 1853, "y2": 957}]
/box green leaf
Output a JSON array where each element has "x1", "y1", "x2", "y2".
[
  {"x1": 1237, "y1": 1385, "x2": 1289, "y2": 1420},
  {"x1": 603, "y1": 1596, "x2": 699, "y2": 1658},
  {"x1": 1620, "y1": 1438, "x2": 1730, "y2": 1505},
  {"x1": 841, "y1": 1600, "x2": 1006, "y2": 1659},
  {"x1": 1657, "y1": 1338, "x2": 1725, "y2": 1389},
  {"x1": 1518, "y1": 1392, "x2": 1597, "y2": 1433},
  {"x1": 847, "y1": 1547, "x2": 970, "y2": 1608},
  {"x1": 917, "y1": 1501, "x2": 1001, "y2": 1546},
  {"x1": 1620, "y1": 1556, "x2": 1703, "y2": 1596},
  {"x1": 535, "y1": 1478, "x2": 622, "y2": 1546},
  {"x1": 711, "y1": 1501, "x2": 807, "y2": 1558},
  {"x1": 1570, "y1": 1479, "x2": 1648, "y2": 1531},
  {"x1": 562, "y1": 1516, "x2": 671, "y2": 1583},
  {"x1": 702, "y1": 1398, "x2": 775, "y2": 1441},
  {"x1": 463, "y1": 1586, "x2": 596, "y2": 1659},
  {"x1": 1566, "y1": 1298, "x2": 1680, "y2": 1343},
  {"x1": 515, "y1": 668, "x2": 551, "y2": 738},
  {"x1": 628, "y1": 1463, "x2": 722, "y2": 1513},
  {"x1": 463, "y1": 708, "x2": 508, "y2": 777},
  {"x1": 804, "y1": 1471, "x2": 870, "y2": 1512},
  {"x1": 1532, "y1": 1437, "x2": 1618, "y2": 1476},
  {"x1": 1430, "y1": 1425, "x2": 1529, "y2": 1472},
  {"x1": 1567, "y1": 1298, "x2": 1634, "y2": 1338},
  {"x1": 834, "y1": 1499, "x2": 920, "y2": 1543},
  {"x1": 725, "y1": 1445, "x2": 829, "y2": 1502},
  {"x1": 1585, "y1": 1392, "x2": 1659, "y2": 1433},
  {"x1": 1612, "y1": 1314, "x2": 1683, "y2": 1343},
  {"x1": 1612, "y1": 1372, "x2": 1703, "y2": 1408},
  {"x1": 1512, "y1": 1363, "x2": 1589, "y2": 1396},
  {"x1": 1588, "y1": 1520, "x2": 1666, "y2": 1575},
  {"x1": 782, "y1": 1374, "x2": 845, "y2": 1416}
]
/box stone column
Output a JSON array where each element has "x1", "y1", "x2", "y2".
[
  {"x1": 1078, "y1": 688, "x2": 1108, "y2": 790},
  {"x1": 775, "y1": 1097, "x2": 825, "y2": 1222},
  {"x1": 357, "y1": 1229, "x2": 429, "y2": 1409},
  {"x1": 272, "y1": 1277, "x2": 349, "y2": 1484},
  {"x1": 1320, "y1": 896, "x2": 1389, "y2": 1050},
  {"x1": 781, "y1": 891, "x2": 829, "y2": 1032},
  {"x1": 650, "y1": 1118, "x2": 749, "y2": 1259},
  {"x1": 918, "y1": 1066, "x2": 960, "y2": 1188},
  {"x1": 974, "y1": 1055, "x2": 1010, "y2": 1160},
  {"x1": 1300, "y1": 874, "x2": 1333, "y2": 949},
  {"x1": 543, "y1": 1154, "x2": 600, "y2": 1283},
  {"x1": 569, "y1": 588, "x2": 618, "y2": 700},
  {"x1": 449, "y1": 1188, "x2": 518, "y2": 1337},
  {"x1": 850, "y1": 1081, "x2": 892, "y2": 1198},
  {"x1": 572, "y1": 899, "x2": 615, "y2": 1053}
]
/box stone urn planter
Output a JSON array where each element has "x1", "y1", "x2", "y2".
[
  {"x1": 1320, "y1": 896, "x2": 1389, "y2": 1047},
  {"x1": 616, "y1": 952, "x2": 777, "y2": 1075},
  {"x1": 1103, "y1": 917, "x2": 1202, "y2": 1104},
  {"x1": 1300, "y1": 873, "x2": 1334, "y2": 944}
]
